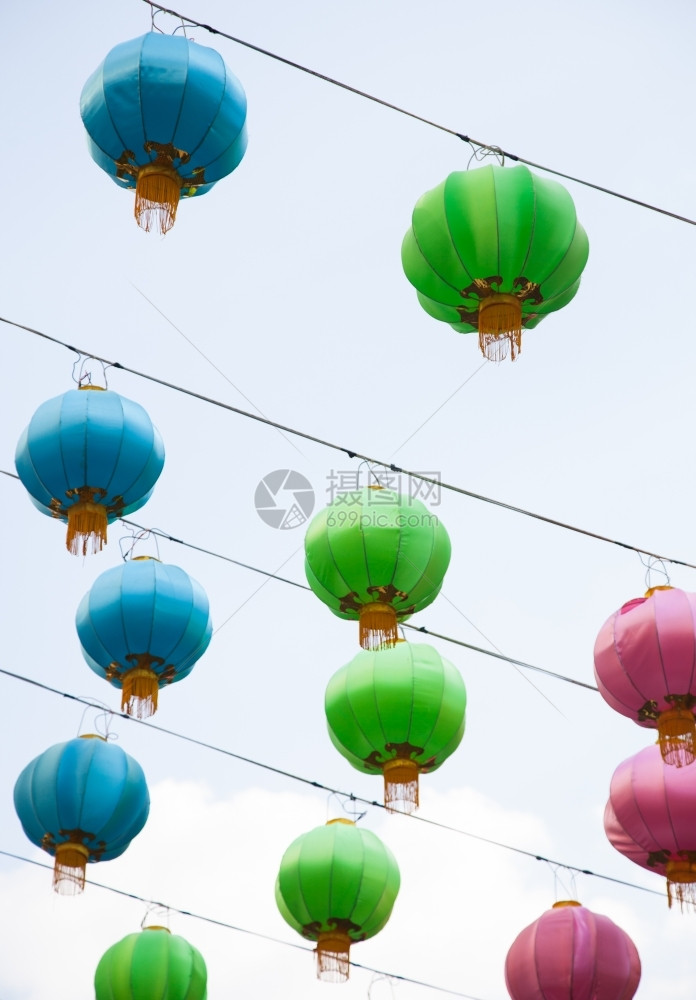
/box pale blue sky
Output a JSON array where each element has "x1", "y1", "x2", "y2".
[{"x1": 1, "y1": 1, "x2": 695, "y2": 996}]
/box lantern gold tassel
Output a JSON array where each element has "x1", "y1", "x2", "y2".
[
  {"x1": 135, "y1": 164, "x2": 182, "y2": 235},
  {"x1": 657, "y1": 706, "x2": 696, "y2": 768},
  {"x1": 316, "y1": 931, "x2": 352, "y2": 983},
  {"x1": 359, "y1": 602, "x2": 398, "y2": 650},
  {"x1": 478, "y1": 293, "x2": 523, "y2": 363},
  {"x1": 121, "y1": 666, "x2": 160, "y2": 719},
  {"x1": 66, "y1": 500, "x2": 108, "y2": 557},
  {"x1": 666, "y1": 857, "x2": 696, "y2": 912},
  {"x1": 383, "y1": 758, "x2": 419, "y2": 814},
  {"x1": 53, "y1": 842, "x2": 90, "y2": 896}
]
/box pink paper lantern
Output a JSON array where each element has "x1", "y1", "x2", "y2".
[
  {"x1": 594, "y1": 586, "x2": 696, "y2": 766},
  {"x1": 504, "y1": 900, "x2": 641, "y2": 1000},
  {"x1": 605, "y1": 743, "x2": 696, "y2": 910}
]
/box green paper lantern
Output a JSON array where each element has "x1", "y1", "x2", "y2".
[
  {"x1": 401, "y1": 164, "x2": 589, "y2": 362},
  {"x1": 325, "y1": 641, "x2": 467, "y2": 813},
  {"x1": 304, "y1": 486, "x2": 451, "y2": 649},
  {"x1": 275, "y1": 818, "x2": 400, "y2": 982},
  {"x1": 95, "y1": 926, "x2": 207, "y2": 1000}
]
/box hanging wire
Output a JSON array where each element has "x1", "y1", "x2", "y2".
[
  {"x1": 640, "y1": 553, "x2": 671, "y2": 591},
  {"x1": 548, "y1": 862, "x2": 579, "y2": 903},
  {"x1": 466, "y1": 142, "x2": 505, "y2": 170},
  {"x1": 326, "y1": 790, "x2": 367, "y2": 824},
  {"x1": 0, "y1": 847, "x2": 489, "y2": 1000},
  {"x1": 0, "y1": 664, "x2": 666, "y2": 900},
  {"x1": 368, "y1": 973, "x2": 398, "y2": 1000},
  {"x1": 71, "y1": 354, "x2": 111, "y2": 389},
  {"x1": 141, "y1": 902, "x2": 171, "y2": 929},
  {"x1": 119, "y1": 525, "x2": 162, "y2": 562},
  {"x1": 6, "y1": 313, "x2": 695, "y2": 573},
  {"x1": 352, "y1": 459, "x2": 385, "y2": 490},
  {"x1": 150, "y1": 0, "x2": 193, "y2": 38},
  {"x1": 139, "y1": 0, "x2": 696, "y2": 228},
  {"x1": 74, "y1": 698, "x2": 118, "y2": 741}
]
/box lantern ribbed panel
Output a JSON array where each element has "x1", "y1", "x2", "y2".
[
  {"x1": 325, "y1": 642, "x2": 466, "y2": 773},
  {"x1": 304, "y1": 488, "x2": 451, "y2": 622},
  {"x1": 95, "y1": 928, "x2": 208, "y2": 1000},
  {"x1": 275, "y1": 820, "x2": 400, "y2": 941},
  {"x1": 75, "y1": 559, "x2": 213, "y2": 688},
  {"x1": 80, "y1": 33, "x2": 247, "y2": 197},
  {"x1": 604, "y1": 745, "x2": 696, "y2": 874},
  {"x1": 13, "y1": 737, "x2": 149, "y2": 864},
  {"x1": 594, "y1": 588, "x2": 696, "y2": 723},
  {"x1": 14, "y1": 388, "x2": 164, "y2": 522},
  {"x1": 504, "y1": 903, "x2": 641, "y2": 1000},
  {"x1": 401, "y1": 165, "x2": 588, "y2": 334}
]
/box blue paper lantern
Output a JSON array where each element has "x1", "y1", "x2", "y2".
[
  {"x1": 14, "y1": 735, "x2": 150, "y2": 894},
  {"x1": 15, "y1": 386, "x2": 165, "y2": 556},
  {"x1": 80, "y1": 32, "x2": 248, "y2": 233},
  {"x1": 76, "y1": 556, "x2": 213, "y2": 718}
]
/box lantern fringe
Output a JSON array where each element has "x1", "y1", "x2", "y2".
[
  {"x1": 135, "y1": 164, "x2": 182, "y2": 235},
  {"x1": 121, "y1": 666, "x2": 160, "y2": 719},
  {"x1": 359, "y1": 603, "x2": 398, "y2": 650},
  {"x1": 53, "y1": 842, "x2": 90, "y2": 896},
  {"x1": 383, "y1": 759, "x2": 420, "y2": 814},
  {"x1": 658, "y1": 707, "x2": 696, "y2": 768},
  {"x1": 666, "y1": 858, "x2": 696, "y2": 912},
  {"x1": 478, "y1": 294, "x2": 523, "y2": 363},
  {"x1": 316, "y1": 932, "x2": 351, "y2": 983},
  {"x1": 66, "y1": 501, "x2": 108, "y2": 557}
]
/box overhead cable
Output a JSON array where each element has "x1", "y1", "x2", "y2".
[
  {"x1": 0, "y1": 666, "x2": 663, "y2": 901},
  {"x1": 141, "y1": 0, "x2": 696, "y2": 228},
  {"x1": 0, "y1": 849, "x2": 486, "y2": 999},
  {"x1": 2, "y1": 314, "x2": 696, "y2": 573}
]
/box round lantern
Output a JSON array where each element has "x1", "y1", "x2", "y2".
[
  {"x1": 13, "y1": 734, "x2": 149, "y2": 894},
  {"x1": 80, "y1": 32, "x2": 248, "y2": 233},
  {"x1": 604, "y1": 743, "x2": 696, "y2": 910},
  {"x1": 325, "y1": 641, "x2": 467, "y2": 812},
  {"x1": 275, "y1": 818, "x2": 400, "y2": 982},
  {"x1": 76, "y1": 556, "x2": 212, "y2": 718},
  {"x1": 15, "y1": 385, "x2": 164, "y2": 556},
  {"x1": 401, "y1": 164, "x2": 589, "y2": 361},
  {"x1": 304, "y1": 486, "x2": 451, "y2": 649},
  {"x1": 594, "y1": 585, "x2": 696, "y2": 767},
  {"x1": 95, "y1": 926, "x2": 207, "y2": 1000},
  {"x1": 505, "y1": 900, "x2": 641, "y2": 1000}
]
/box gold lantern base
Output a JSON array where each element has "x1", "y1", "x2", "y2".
[
  {"x1": 66, "y1": 498, "x2": 108, "y2": 557},
  {"x1": 383, "y1": 758, "x2": 420, "y2": 814},
  {"x1": 478, "y1": 294, "x2": 523, "y2": 363},
  {"x1": 315, "y1": 931, "x2": 352, "y2": 983},
  {"x1": 657, "y1": 706, "x2": 696, "y2": 768},
  {"x1": 53, "y1": 842, "x2": 90, "y2": 896},
  {"x1": 666, "y1": 857, "x2": 696, "y2": 912},
  {"x1": 135, "y1": 164, "x2": 182, "y2": 235},
  {"x1": 359, "y1": 602, "x2": 398, "y2": 650},
  {"x1": 121, "y1": 666, "x2": 160, "y2": 719}
]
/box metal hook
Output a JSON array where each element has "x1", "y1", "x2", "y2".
[
  {"x1": 141, "y1": 902, "x2": 170, "y2": 930},
  {"x1": 368, "y1": 974, "x2": 397, "y2": 1000},
  {"x1": 355, "y1": 459, "x2": 385, "y2": 490},
  {"x1": 466, "y1": 141, "x2": 505, "y2": 169},
  {"x1": 325, "y1": 790, "x2": 367, "y2": 825},
  {"x1": 75, "y1": 699, "x2": 118, "y2": 741},
  {"x1": 638, "y1": 552, "x2": 671, "y2": 591},
  {"x1": 546, "y1": 861, "x2": 578, "y2": 902},
  {"x1": 119, "y1": 525, "x2": 161, "y2": 563},
  {"x1": 72, "y1": 355, "x2": 110, "y2": 390}
]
